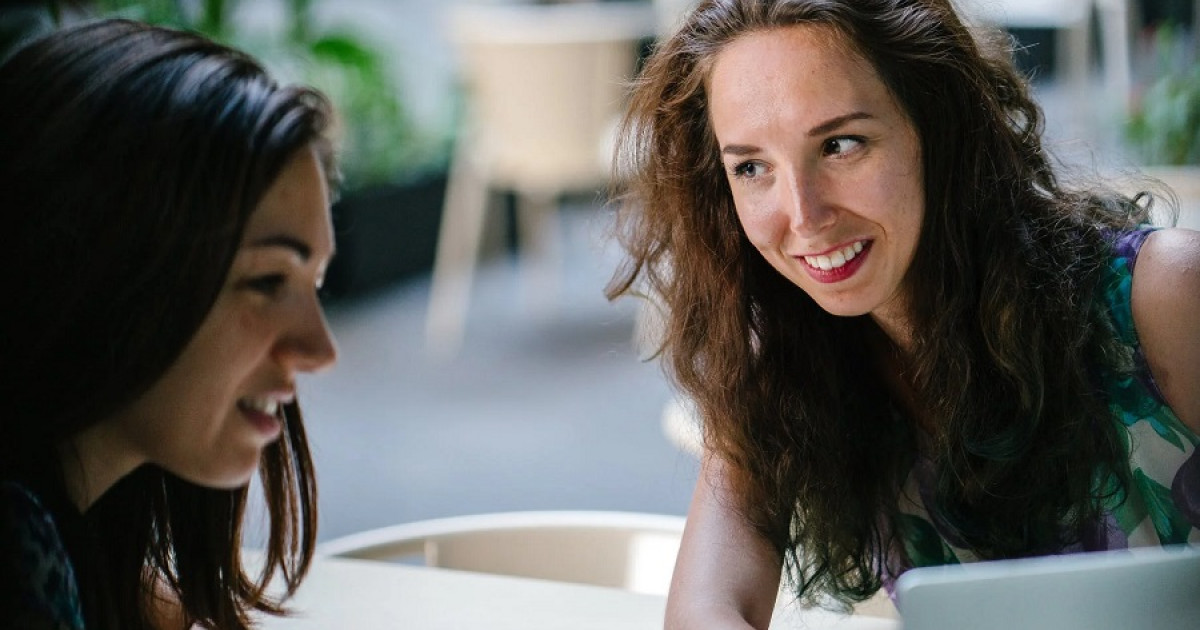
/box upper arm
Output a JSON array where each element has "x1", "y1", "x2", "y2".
[
  {"x1": 666, "y1": 453, "x2": 783, "y2": 630},
  {"x1": 1130, "y1": 228, "x2": 1200, "y2": 435}
]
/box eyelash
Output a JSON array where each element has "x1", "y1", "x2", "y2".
[
  {"x1": 822, "y1": 135, "x2": 865, "y2": 157},
  {"x1": 245, "y1": 274, "x2": 287, "y2": 297},
  {"x1": 731, "y1": 161, "x2": 766, "y2": 179},
  {"x1": 728, "y1": 136, "x2": 867, "y2": 180}
]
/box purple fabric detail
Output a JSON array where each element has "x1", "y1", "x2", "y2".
[
  {"x1": 1108, "y1": 228, "x2": 1155, "y2": 268},
  {"x1": 1079, "y1": 510, "x2": 1128, "y2": 552},
  {"x1": 880, "y1": 572, "x2": 898, "y2": 602},
  {"x1": 1172, "y1": 448, "x2": 1200, "y2": 528},
  {"x1": 879, "y1": 542, "x2": 912, "y2": 604},
  {"x1": 1109, "y1": 227, "x2": 1170, "y2": 404},
  {"x1": 875, "y1": 509, "x2": 909, "y2": 603}
]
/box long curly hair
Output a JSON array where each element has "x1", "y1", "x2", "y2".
[
  {"x1": 0, "y1": 19, "x2": 332, "y2": 629},
  {"x1": 608, "y1": 0, "x2": 1153, "y2": 608}
]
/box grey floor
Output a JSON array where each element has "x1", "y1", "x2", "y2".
[{"x1": 296, "y1": 206, "x2": 697, "y2": 542}]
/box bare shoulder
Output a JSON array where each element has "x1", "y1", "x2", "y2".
[{"x1": 1130, "y1": 228, "x2": 1200, "y2": 434}]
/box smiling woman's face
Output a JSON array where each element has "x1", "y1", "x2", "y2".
[
  {"x1": 92, "y1": 145, "x2": 339, "y2": 492},
  {"x1": 708, "y1": 24, "x2": 925, "y2": 333}
]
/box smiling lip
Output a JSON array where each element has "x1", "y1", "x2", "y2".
[
  {"x1": 795, "y1": 240, "x2": 871, "y2": 284},
  {"x1": 238, "y1": 392, "x2": 291, "y2": 439},
  {"x1": 240, "y1": 406, "x2": 282, "y2": 439}
]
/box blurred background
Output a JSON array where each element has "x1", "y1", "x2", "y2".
[{"x1": 1, "y1": 0, "x2": 1196, "y2": 544}]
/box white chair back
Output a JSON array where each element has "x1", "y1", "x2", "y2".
[
  {"x1": 425, "y1": 3, "x2": 655, "y2": 357},
  {"x1": 318, "y1": 510, "x2": 686, "y2": 596},
  {"x1": 446, "y1": 3, "x2": 651, "y2": 195}
]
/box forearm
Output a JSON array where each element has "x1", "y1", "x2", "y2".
[
  {"x1": 666, "y1": 604, "x2": 771, "y2": 630},
  {"x1": 666, "y1": 455, "x2": 781, "y2": 630}
]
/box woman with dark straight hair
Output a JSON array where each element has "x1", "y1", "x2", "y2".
[
  {"x1": 0, "y1": 19, "x2": 338, "y2": 629},
  {"x1": 607, "y1": 0, "x2": 1200, "y2": 627}
]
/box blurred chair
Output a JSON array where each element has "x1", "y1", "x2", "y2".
[
  {"x1": 317, "y1": 510, "x2": 686, "y2": 596},
  {"x1": 955, "y1": 0, "x2": 1136, "y2": 113},
  {"x1": 425, "y1": 3, "x2": 654, "y2": 358}
]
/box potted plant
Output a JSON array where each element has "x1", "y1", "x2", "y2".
[
  {"x1": 1124, "y1": 23, "x2": 1200, "y2": 229},
  {"x1": 7, "y1": 0, "x2": 453, "y2": 298},
  {"x1": 225, "y1": 0, "x2": 454, "y2": 299}
]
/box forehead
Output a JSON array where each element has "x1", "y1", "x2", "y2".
[
  {"x1": 241, "y1": 146, "x2": 334, "y2": 256},
  {"x1": 706, "y1": 24, "x2": 897, "y2": 131}
]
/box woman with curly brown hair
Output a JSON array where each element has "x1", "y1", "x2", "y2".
[
  {"x1": 606, "y1": 0, "x2": 1200, "y2": 627},
  {"x1": 0, "y1": 19, "x2": 338, "y2": 629}
]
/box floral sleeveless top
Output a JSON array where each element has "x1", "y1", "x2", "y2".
[{"x1": 885, "y1": 228, "x2": 1200, "y2": 592}]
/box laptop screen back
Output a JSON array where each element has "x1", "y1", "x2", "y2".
[{"x1": 896, "y1": 545, "x2": 1200, "y2": 630}]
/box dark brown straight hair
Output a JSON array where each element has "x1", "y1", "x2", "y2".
[
  {"x1": 608, "y1": 0, "x2": 1148, "y2": 608},
  {"x1": 0, "y1": 19, "x2": 334, "y2": 628}
]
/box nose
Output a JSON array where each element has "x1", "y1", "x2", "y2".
[
  {"x1": 782, "y1": 164, "x2": 835, "y2": 236},
  {"x1": 275, "y1": 294, "x2": 338, "y2": 373}
]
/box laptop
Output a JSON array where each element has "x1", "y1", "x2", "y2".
[{"x1": 895, "y1": 545, "x2": 1200, "y2": 630}]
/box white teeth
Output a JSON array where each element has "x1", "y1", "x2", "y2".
[
  {"x1": 804, "y1": 240, "x2": 866, "y2": 270},
  {"x1": 242, "y1": 397, "x2": 280, "y2": 416}
]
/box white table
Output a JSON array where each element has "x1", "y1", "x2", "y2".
[{"x1": 257, "y1": 556, "x2": 899, "y2": 629}]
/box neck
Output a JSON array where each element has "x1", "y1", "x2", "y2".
[
  {"x1": 867, "y1": 309, "x2": 934, "y2": 434},
  {"x1": 58, "y1": 423, "x2": 145, "y2": 512},
  {"x1": 870, "y1": 301, "x2": 916, "y2": 359}
]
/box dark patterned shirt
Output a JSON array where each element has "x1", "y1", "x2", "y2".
[{"x1": 0, "y1": 481, "x2": 85, "y2": 629}]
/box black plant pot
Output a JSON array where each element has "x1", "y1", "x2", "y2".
[{"x1": 323, "y1": 171, "x2": 448, "y2": 300}]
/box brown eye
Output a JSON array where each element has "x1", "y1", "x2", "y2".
[
  {"x1": 245, "y1": 274, "x2": 287, "y2": 297},
  {"x1": 822, "y1": 136, "x2": 865, "y2": 156}
]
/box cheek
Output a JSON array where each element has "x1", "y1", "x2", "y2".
[
  {"x1": 888, "y1": 145, "x2": 925, "y2": 233},
  {"x1": 239, "y1": 308, "x2": 260, "y2": 334},
  {"x1": 860, "y1": 163, "x2": 923, "y2": 240},
  {"x1": 733, "y1": 196, "x2": 782, "y2": 249},
  {"x1": 234, "y1": 300, "x2": 284, "y2": 344},
  {"x1": 892, "y1": 176, "x2": 925, "y2": 241},
  {"x1": 187, "y1": 304, "x2": 269, "y2": 381}
]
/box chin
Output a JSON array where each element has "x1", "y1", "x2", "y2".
[
  {"x1": 181, "y1": 459, "x2": 262, "y2": 490},
  {"x1": 810, "y1": 298, "x2": 873, "y2": 319},
  {"x1": 216, "y1": 472, "x2": 258, "y2": 489}
]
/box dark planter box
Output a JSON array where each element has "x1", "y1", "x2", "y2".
[{"x1": 323, "y1": 170, "x2": 448, "y2": 300}]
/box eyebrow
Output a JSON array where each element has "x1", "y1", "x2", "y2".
[
  {"x1": 720, "y1": 111, "x2": 876, "y2": 157},
  {"x1": 807, "y1": 111, "x2": 874, "y2": 136},
  {"x1": 248, "y1": 234, "x2": 313, "y2": 261},
  {"x1": 721, "y1": 144, "x2": 760, "y2": 157}
]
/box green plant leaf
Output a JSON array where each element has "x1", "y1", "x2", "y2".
[
  {"x1": 1125, "y1": 25, "x2": 1200, "y2": 166},
  {"x1": 310, "y1": 34, "x2": 379, "y2": 70},
  {"x1": 84, "y1": 0, "x2": 450, "y2": 188}
]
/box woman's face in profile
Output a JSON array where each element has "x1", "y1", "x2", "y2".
[
  {"x1": 101, "y1": 145, "x2": 338, "y2": 489},
  {"x1": 708, "y1": 24, "x2": 925, "y2": 329}
]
